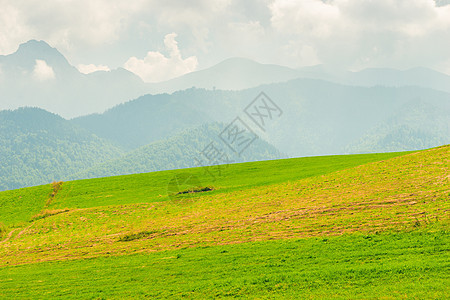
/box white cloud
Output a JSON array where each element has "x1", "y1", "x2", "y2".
[
  {"x1": 270, "y1": 0, "x2": 340, "y2": 38},
  {"x1": 0, "y1": 1, "x2": 32, "y2": 55},
  {"x1": 282, "y1": 41, "x2": 321, "y2": 67},
  {"x1": 77, "y1": 64, "x2": 111, "y2": 74},
  {"x1": 32, "y1": 59, "x2": 55, "y2": 81},
  {"x1": 0, "y1": 0, "x2": 145, "y2": 55},
  {"x1": 228, "y1": 21, "x2": 265, "y2": 41},
  {"x1": 269, "y1": 0, "x2": 450, "y2": 70},
  {"x1": 1, "y1": 0, "x2": 450, "y2": 74},
  {"x1": 124, "y1": 33, "x2": 198, "y2": 82}
]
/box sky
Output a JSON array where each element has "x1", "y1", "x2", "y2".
[{"x1": 1, "y1": 0, "x2": 450, "y2": 82}]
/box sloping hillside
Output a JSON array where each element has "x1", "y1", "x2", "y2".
[
  {"x1": 0, "y1": 145, "x2": 448, "y2": 298},
  {"x1": 0, "y1": 150, "x2": 408, "y2": 227},
  {"x1": 1, "y1": 146, "x2": 448, "y2": 265}
]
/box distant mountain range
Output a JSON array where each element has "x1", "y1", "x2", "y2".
[
  {"x1": 321, "y1": 66, "x2": 450, "y2": 94},
  {"x1": 73, "y1": 79, "x2": 450, "y2": 156},
  {"x1": 1, "y1": 40, "x2": 449, "y2": 191},
  {"x1": 2, "y1": 76, "x2": 449, "y2": 191},
  {"x1": 0, "y1": 40, "x2": 148, "y2": 118},
  {"x1": 2, "y1": 40, "x2": 450, "y2": 118}
]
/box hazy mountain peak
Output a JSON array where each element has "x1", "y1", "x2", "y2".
[
  {"x1": 157, "y1": 56, "x2": 300, "y2": 92},
  {"x1": 1, "y1": 39, "x2": 71, "y2": 73},
  {"x1": 17, "y1": 39, "x2": 53, "y2": 52},
  {"x1": 16, "y1": 40, "x2": 65, "y2": 61},
  {"x1": 0, "y1": 40, "x2": 149, "y2": 118}
]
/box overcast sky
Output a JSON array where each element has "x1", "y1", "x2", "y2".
[{"x1": 1, "y1": 0, "x2": 450, "y2": 82}]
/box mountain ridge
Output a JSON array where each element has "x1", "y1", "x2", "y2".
[
  {"x1": 72, "y1": 78, "x2": 450, "y2": 156},
  {"x1": 2, "y1": 40, "x2": 450, "y2": 118}
]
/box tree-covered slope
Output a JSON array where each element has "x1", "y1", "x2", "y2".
[
  {"x1": 71, "y1": 123, "x2": 284, "y2": 180},
  {"x1": 0, "y1": 108, "x2": 124, "y2": 190},
  {"x1": 73, "y1": 80, "x2": 450, "y2": 156},
  {"x1": 71, "y1": 90, "x2": 216, "y2": 150},
  {"x1": 0, "y1": 110, "x2": 283, "y2": 191},
  {"x1": 345, "y1": 99, "x2": 450, "y2": 153}
]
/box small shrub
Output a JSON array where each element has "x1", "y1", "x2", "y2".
[{"x1": 176, "y1": 186, "x2": 214, "y2": 195}]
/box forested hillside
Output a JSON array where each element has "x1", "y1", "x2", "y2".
[
  {"x1": 73, "y1": 80, "x2": 450, "y2": 156},
  {"x1": 72, "y1": 123, "x2": 284, "y2": 180},
  {"x1": 0, "y1": 108, "x2": 124, "y2": 190},
  {"x1": 0, "y1": 110, "x2": 283, "y2": 191},
  {"x1": 345, "y1": 99, "x2": 450, "y2": 153}
]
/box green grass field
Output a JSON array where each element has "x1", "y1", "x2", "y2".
[
  {"x1": 1, "y1": 231, "x2": 448, "y2": 299},
  {"x1": 0, "y1": 146, "x2": 448, "y2": 298}
]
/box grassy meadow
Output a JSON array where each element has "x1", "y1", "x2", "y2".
[
  {"x1": 0, "y1": 146, "x2": 448, "y2": 298},
  {"x1": 0, "y1": 151, "x2": 411, "y2": 226}
]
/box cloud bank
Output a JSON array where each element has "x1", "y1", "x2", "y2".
[
  {"x1": 124, "y1": 33, "x2": 198, "y2": 82},
  {"x1": 269, "y1": 0, "x2": 450, "y2": 71}
]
